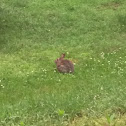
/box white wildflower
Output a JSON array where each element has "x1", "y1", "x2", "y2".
[
  {"x1": 98, "y1": 60, "x2": 100, "y2": 63},
  {"x1": 1, "y1": 85, "x2": 4, "y2": 88},
  {"x1": 101, "y1": 87, "x2": 103, "y2": 90},
  {"x1": 101, "y1": 52, "x2": 105, "y2": 59}
]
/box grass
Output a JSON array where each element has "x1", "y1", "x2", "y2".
[{"x1": 0, "y1": 0, "x2": 126, "y2": 125}]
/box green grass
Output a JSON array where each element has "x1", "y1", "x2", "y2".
[{"x1": 0, "y1": 0, "x2": 126, "y2": 125}]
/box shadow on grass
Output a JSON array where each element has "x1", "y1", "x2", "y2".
[
  {"x1": 0, "y1": 6, "x2": 21, "y2": 50},
  {"x1": 0, "y1": 1, "x2": 34, "y2": 54},
  {"x1": 118, "y1": 14, "x2": 126, "y2": 33}
]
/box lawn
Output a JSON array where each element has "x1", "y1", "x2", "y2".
[{"x1": 0, "y1": 0, "x2": 126, "y2": 125}]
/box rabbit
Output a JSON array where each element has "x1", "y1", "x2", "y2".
[{"x1": 55, "y1": 53, "x2": 74, "y2": 73}]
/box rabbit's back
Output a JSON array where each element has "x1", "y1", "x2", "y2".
[{"x1": 57, "y1": 60, "x2": 74, "y2": 73}]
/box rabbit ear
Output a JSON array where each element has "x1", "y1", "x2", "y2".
[{"x1": 61, "y1": 53, "x2": 65, "y2": 58}]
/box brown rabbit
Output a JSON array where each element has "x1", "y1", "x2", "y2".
[{"x1": 55, "y1": 53, "x2": 74, "y2": 73}]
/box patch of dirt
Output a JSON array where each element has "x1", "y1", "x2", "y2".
[
  {"x1": 97, "y1": 2, "x2": 121, "y2": 10},
  {"x1": 68, "y1": 114, "x2": 126, "y2": 126}
]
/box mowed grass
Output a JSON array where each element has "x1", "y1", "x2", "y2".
[{"x1": 0, "y1": 0, "x2": 126, "y2": 125}]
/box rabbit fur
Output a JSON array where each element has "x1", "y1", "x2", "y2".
[{"x1": 55, "y1": 54, "x2": 74, "y2": 73}]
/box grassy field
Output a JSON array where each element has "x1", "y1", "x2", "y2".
[{"x1": 0, "y1": 0, "x2": 126, "y2": 125}]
